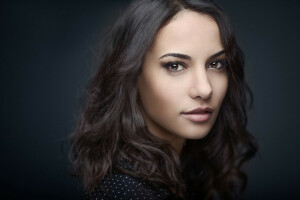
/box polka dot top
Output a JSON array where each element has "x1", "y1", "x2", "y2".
[
  {"x1": 82, "y1": 173, "x2": 174, "y2": 200},
  {"x1": 82, "y1": 160, "x2": 200, "y2": 200}
]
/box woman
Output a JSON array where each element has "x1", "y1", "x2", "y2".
[{"x1": 69, "y1": 0, "x2": 258, "y2": 199}]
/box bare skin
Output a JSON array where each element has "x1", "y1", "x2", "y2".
[{"x1": 137, "y1": 10, "x2": 228, "y2": 154}]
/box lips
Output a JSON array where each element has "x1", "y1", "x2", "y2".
[
  {"x1": 181, "y1": 106, "x2": 213, "y2": 122},
  {"x1": 181, "y1": 107, "x2": 213, "y2": 114}
]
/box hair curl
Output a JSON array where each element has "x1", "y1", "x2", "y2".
[{"x1": 69, "y1": 0, "x2": 258, "y2": 199}]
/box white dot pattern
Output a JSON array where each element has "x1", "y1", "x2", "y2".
[
  {"x1": 81, "y1": 160, "x2": 199, "y2": 200},
  {"x1": 82, "y1": 173, "x2": 173, "y2": 200}
]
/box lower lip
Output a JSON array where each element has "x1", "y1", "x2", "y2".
[{"x1": 181, "y1": 112, "x2": 212, "y2": 122}]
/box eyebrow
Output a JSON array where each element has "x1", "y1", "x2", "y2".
[
  {"x1": 159, "y1": 53, "x2": 191, "y2": 60},
  {"x1": 208, "y1": 49, "x2": 225, "y2": 60},
  {"x1": 158, "y1": 49, "x2": 225, "y2": 60}
]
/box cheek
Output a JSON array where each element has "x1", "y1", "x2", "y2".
[
  {"x1": 210, "y1": 73, "x2": 228, "y2": 104},
  {"x1": 138, "y1": 72, "x2": 184, "y2": 116}
]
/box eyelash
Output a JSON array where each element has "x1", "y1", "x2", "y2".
[
  {"x1": 208, "y1": 59, "x2": 228, "y2": 70},
  {"x1": 162, "y1": 59, "x2": 228, "y2": 73},
  {"x1": 162, "y1": 61, "x2": 186, "y2": 73}
]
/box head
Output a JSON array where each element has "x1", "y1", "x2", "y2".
[
  {"x1": 93, "y1": 0, "x2": 244, "y2": 148},
  {"x1": 70, "y1": 0, "x2": 257, "y2": 199},
  {"x1": 137, "y1": 10, "x2": 228, "y2": 153}
]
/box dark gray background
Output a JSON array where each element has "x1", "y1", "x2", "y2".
[{"x1": 1, "y1": 0, "x2": 299, "y2": 199}]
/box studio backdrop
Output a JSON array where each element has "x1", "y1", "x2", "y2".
[{"x1": 1, "y1": 0, "x2": 299, "y2": 199}]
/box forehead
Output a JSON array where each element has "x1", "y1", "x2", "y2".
[{"x1": 149, "y1": 10, "x2": 223, "y2": 58}]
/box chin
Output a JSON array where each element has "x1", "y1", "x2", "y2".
[
  {"x1": 180, "y1": 130, "x2": 211, "y2": 140},
  {"x1": 179, "y1": 123, "x2": 212, "y2": 139}
]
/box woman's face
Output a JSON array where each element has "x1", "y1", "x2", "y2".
[{"x1": 137, "y1": 10, "x2": 228, "y2": 152}]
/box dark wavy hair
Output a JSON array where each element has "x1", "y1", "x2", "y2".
[{"x1": 69, "y1": 0, "x2": 258, "y2": 199}]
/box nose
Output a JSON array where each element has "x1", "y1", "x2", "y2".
[{"x1": 189, "y1": 68, "x2": 212, "y2": 100}]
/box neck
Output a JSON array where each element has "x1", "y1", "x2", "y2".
[{"x1": 170, "y1": 137, "x2": 186, "y2": 154}]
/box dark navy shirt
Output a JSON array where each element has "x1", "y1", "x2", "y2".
[
  {"x1": 82, "y1": 173, "x2": 175, "y2": 200},
  {"x1": 82, "y1": 161, "x2": 199, "y2": 200}
]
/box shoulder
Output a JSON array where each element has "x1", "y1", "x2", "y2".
[{"x1": 82, "y1": 173, "x2": 173, "y2": 200}]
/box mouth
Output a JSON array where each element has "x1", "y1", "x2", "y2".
[
  {"x1": 181, "y1": 106, "x2": 213, "y2": 122},
  {"x1": 181, "y1": 112, "x2": 212, "y2": 122}
]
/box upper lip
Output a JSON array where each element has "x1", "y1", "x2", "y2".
[{"x1": 182, "y1": 106, "x2": 213, "y2": 114}]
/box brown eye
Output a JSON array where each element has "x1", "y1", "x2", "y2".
[
  {"x1": 162, "y1": 62, "x2": 186, "y2": 72},
  {"x1": 208, "y1": 59, "x2": 227, "y2": 70}
]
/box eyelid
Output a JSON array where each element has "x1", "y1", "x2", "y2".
[
  {"x1": 207, "y1": 58, "x2": 228, "y2": 69},
  {"x1": 161, "y1": 60, "x2": 187, "y2": 73}
]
